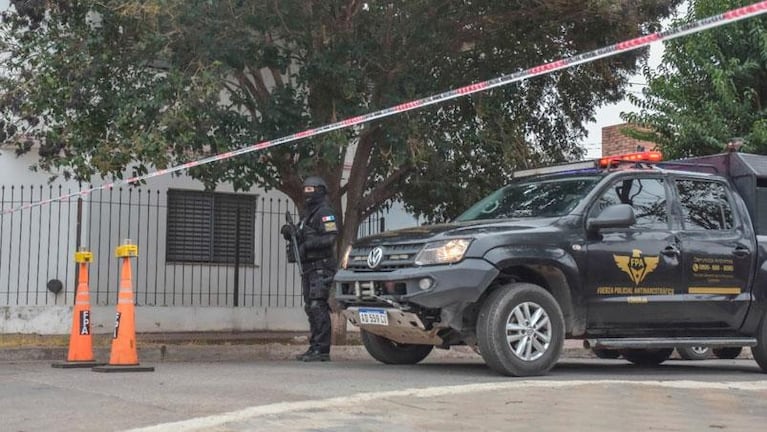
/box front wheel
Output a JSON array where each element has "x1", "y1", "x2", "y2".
[
  {"x1": 476, "y1": 282, "x2": 565, "y2": 377},
  {"x1": 620, "y1": 348, "x2": 673, "y2": 366},
  {"x1": 360, "y1": 330, "x2": 434, "y2": 365}
]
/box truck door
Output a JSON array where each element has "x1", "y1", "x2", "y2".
[
  {"x1": 584, "y1": 175, "x2": 684, "y2": 331},
  {"x1": 673, "y1": 177, "x2": 754, "y2": 330}
]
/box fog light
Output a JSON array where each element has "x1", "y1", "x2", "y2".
[{"x1": 418, "y1": 278, "x2": 433, "y2": 290}]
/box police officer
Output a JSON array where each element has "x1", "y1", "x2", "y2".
[{"x1": 281, "y1": 176, "x2": 338, "y2": 362}]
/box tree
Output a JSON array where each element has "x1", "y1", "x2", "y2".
[
  {"x1": 623, "y1": 0, "x2": 767, "y2": 159},
  {"x1": 1, "y1": 0, "x2": 682, "y2": 251}
]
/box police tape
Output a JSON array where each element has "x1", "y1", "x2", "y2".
[{"x1": 3, "y1": 1, "x2": 767, "y2": 215}]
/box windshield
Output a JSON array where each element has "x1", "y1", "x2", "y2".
[{"x1": 456, "y1": 176, "x2": 602, "y2": 221}]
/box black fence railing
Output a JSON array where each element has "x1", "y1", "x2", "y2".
[
  {"x1": 0, "y1": 185, "x2": 78, "y2": 306},
  {"x1": 0, "y1": 184, "x2": 394, "y2": 307}
]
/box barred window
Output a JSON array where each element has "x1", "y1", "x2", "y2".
[{"x1": 166, "y1": 189, "x2": 257, "y2": 264}]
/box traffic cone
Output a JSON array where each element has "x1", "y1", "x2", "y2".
[
  {"x1": 52, "y1": 248, "x2": 104, "y2": 368},
  {"x1": 93, "y1": 240, "x2": 154, "y2": 373}
]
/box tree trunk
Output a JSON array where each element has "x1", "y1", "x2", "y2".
[
  {"x1": 328, "y1": 191, "x2": 362, "y2": 345},
  {"x1": 327, "y1": 127, "x2": 376, "y2": 345},
  {"x1": 330, "y1": 310, "x2": 347, "y2": 346}
]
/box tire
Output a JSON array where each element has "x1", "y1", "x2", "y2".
[
  {"x1": 752, "y1": 314, "x2": 767, "y2": 372},
  {"x1": 712, "y1": 347, "x2": 743, "y2": 360},
  {"x1": 476, "y1": 282, "x2": 565, "y2": 377},
  {"x1": 592, "y1": 348, "x2": 621, "y2": 359},
  {"x1": 360, "y1": 330, "x2": 434, "y2": 365},
  {"x1": 677, "y1": 346, "x2": 712, "y2": 361},
  {"x1": 620, "y1": 348, "x2": 673, "y2": 366}
]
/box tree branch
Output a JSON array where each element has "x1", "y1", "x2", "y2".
[
  {"x1": 268, "y1": 66, "x2": 284, "y2": 88},
  {"x1": 272, "y1": 0, "x2": 302, "y2": 38},
  {"x1": 359, "y1": 162, "x2": 414, "y2": 221},
  {"x1": 222, "y1": 81, "x2": 259, "y2": 119},
  {"x1": 245, "y1": 66, "x2": 272, "y2": 105},
  {"x1": 346, "y1": 125, "x2": 377, "y2": 201},
  {"x1": 234, "y1": 69, "x2": 268, "y2": 108},
  {"x1": 276, "y1": 170, "x2": 303, "y2": 211},
  {"x1": 342, "y1": 0, "x2": 363, "y2": 26}
]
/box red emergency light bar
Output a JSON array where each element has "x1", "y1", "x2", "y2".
[{"x1": 599, "y1": 150, "x2": 663, "y2": 168}]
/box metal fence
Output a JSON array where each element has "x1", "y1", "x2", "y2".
[
  {"x1": 0, "y1": 185, "x2": 78, "y2": 307},
  {"x1": 0, "y1": 184, "x2": 389, "y2": 307}
]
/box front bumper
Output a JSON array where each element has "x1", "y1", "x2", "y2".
[
  {"x1": 344, "y1": 307, "x2": 444, "y2": 345},
  {"x1": 334, "y1": 258, "x2": 499, "y2": 309}
]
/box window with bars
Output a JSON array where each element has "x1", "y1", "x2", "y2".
[{"x1": 166, "y1": 189, "x2": 257, "y2": 264}]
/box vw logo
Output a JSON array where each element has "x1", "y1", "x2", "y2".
[{"x1": 367, "y1": 247, "x2": 384, "y2": 269}]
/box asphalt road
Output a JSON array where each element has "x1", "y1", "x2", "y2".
[{"x1": 2, "y1": 352, "x2": 766, "y2": 432}]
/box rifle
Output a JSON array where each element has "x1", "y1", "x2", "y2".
[{"x1": 285, "y1": 211, "x2": 303, "y2": 275}]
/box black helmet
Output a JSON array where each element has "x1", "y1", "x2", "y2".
[{"x1": 303, "y1": 176, "x2": 327, "y2": 192}]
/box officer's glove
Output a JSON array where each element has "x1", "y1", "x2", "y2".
[{"x1": 280, "y1": 224, "x2": 296, "y2": 240}]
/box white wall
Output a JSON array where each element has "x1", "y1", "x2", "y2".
[
  {"x1": 0, "y1": 151, "x2": 81, "y2": 310},
  {"x1": 0, "y1": 305, "x2": 308, "y2": 334}
]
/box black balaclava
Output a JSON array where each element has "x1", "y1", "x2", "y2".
[{"x1": 303, "y1": 176, "x2": 327, "y2": 209}]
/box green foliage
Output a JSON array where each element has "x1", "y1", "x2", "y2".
[
  {"x1": 623, "y1": 0, "x2": 767, "y2": 159},
  {"x1": 1, "y1": 0, "x2": 681, "y2": 231}
]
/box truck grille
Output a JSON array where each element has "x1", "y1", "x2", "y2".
[{"x1": 347, "y1": 243, "x2": 424, "y2": 271}]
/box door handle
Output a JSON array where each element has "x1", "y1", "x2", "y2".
[
  {"x1": 732, "y1": 246, "x2": 750, "y2": 258},
  {"x1": 661, "y1": 245, "x2": 680, "y2": 257}
]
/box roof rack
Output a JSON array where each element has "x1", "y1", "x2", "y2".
[
  {"x1": 654, "y1": 161, "x2": 720, "y2": 174},
  {"x1": 513, "y1": 160, "x2": 598, "y2": 178}
]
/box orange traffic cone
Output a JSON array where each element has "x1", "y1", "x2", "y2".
[
  {"x1": 52, "y1": 248, "x2": 104, "y2": 368},
  {"x1": 93, "y1": 240, "x2": 154, "y2": 373}
]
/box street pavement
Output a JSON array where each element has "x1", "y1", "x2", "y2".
[{"x1": 1, "y1": 342, "x2": 766, "y2": 432}]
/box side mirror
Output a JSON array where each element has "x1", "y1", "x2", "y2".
[{"x1": 587, "y1": 204, "x2": 636, "y2": 232}]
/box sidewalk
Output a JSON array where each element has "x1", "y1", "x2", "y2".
[{"x1": 0, "y1": 331, "x2": 594, "y2": 363}]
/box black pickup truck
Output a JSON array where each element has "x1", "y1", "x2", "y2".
[{"x1": 334, "y1": 150, "x2": 767, "y2": 376}]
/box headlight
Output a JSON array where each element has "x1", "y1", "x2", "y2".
[
  {"x1": 340, "y1": 245, "x2": 352, "y2": 269},
  {"x1": 414, "y1": 239, "x2": 472, "y2": 266}
]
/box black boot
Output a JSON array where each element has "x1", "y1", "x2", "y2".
[
  {"x1": 302, "y1": 351, "x2": 330, "y2": 362},
  {"x1": 295, "y1": 347, "x2": 313, "y2": 361}
]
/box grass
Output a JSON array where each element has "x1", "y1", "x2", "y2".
[{"x1": 0, "y1": 333, "x2": 115, "y2": 348}]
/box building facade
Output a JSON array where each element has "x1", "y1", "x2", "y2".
[
  {"x1": 0, "y1": 148, "x2": 412, "y2": 334},
  {"x1": 600, "y1": 123, "x2": 657, "y2": 156}
]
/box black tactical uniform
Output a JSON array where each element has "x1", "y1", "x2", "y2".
[{"x1": 281, "y1": 176, "x2": 338, "y2": 362}]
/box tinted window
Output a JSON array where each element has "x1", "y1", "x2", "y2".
[
  {"x1": 589, "y1": 177, "x2": 668, "y2": 229},
  {"x1": 456, "y1": 177, "x2": 601, "y2": 221},
  {"x1": 676, "y1": 179, "x2": 734, "y2": 231}
]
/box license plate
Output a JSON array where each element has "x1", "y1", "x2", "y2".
[{"x1": 358, "y1": 308, "x2": 388, "y2": 326}]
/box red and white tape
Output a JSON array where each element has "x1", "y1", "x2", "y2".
[{"x1": 4, "y1": 1, "x2": 767, "y2": 215}]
